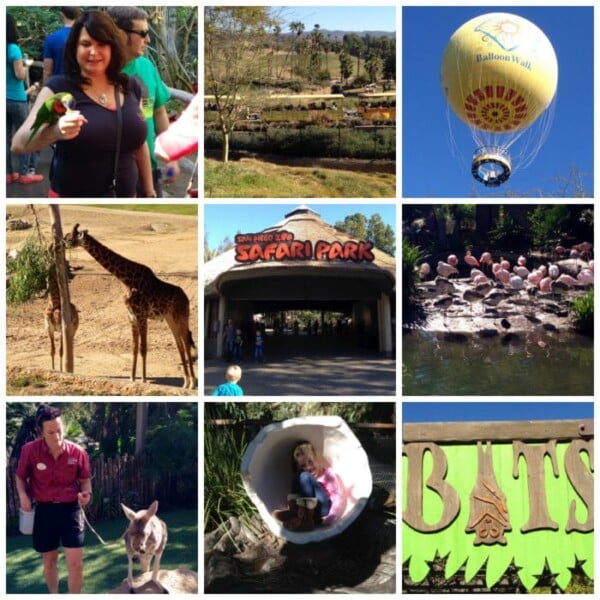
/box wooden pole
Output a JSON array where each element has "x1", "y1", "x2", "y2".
[{"x1": 48, "y1": 205, "x2": 75, "y2": 372}]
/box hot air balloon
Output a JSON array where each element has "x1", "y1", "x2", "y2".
[{"x1": 441, "y1": 13, "x2": 558, "y2": 186}]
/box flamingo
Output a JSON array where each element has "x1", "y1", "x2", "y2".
[
  {"x1": 577, "y1": 269, "x2": 594, "y2": 285},
  {"x1": 470, "y1": 268, "x2": 485, "y2": 280},
  {"x1": 434, "y1": 276, "x2": 456, "y2": 295},
  {"x1": 464, "y1": 250, "x2": 480, "y2": 268},
  {"x1": 500, "y1": 257, "x2": 511, "y2": 271},
  {"x1": 495, "y1": 268, "x2": 511, "y2": 286},
  {"x1": 539, "y1": 276, "x2": 552, "y2": 293},
  {"x1": 557, "y1": 273, "x2": 579, "y2": 287},
  {"x1": 447, "y1": 254, "x2": 459, "y2": 267},
  {"x1": 473, "y1": 274, "x2": 490, "y2": 286},
  {"x1": 479, "y1": 251, "x2": 493, "y2": 276},
  {"x1": 437, "y1": 260, "x2": 458, "y2": 278},
  {"x1": 513, "y1": 265, "x2": 530, "y2": 279},
  {"x1": 517, "y1": 255, "x2": 527, "y2": 267},
  {"x1": 527, "y1": 269, "x2": 543, "y2": 287},
  {"x1": 510, "y1": 275, "x2": 525, "y2": 290},
  {"x1": 418, "y1": 262, "x2": 431, "y2": 280},
  {"x1": 548, "y1": 264, "x2": 560, "y2": 279}
]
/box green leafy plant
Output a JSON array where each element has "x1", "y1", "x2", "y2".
[
  {"x1": 204, "y1": 423, "x2": 257, "y2": 532},
  {"x1": 572, "y1": 289, "x2": 593, "y2": 335},
  {"x1": 6, "y1": 238, "x2": 52, "y2": 305}
]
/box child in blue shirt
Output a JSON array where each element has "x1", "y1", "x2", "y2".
[{"x1": 212, "y1": 365, "x2": 243, "y2": 396}]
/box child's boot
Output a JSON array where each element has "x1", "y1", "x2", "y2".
[
  {"x1": 285, "y1": 497, "x2": 317, "y2": 531},
  {"x1": 272, "y1": 494, "x2": 299, "y2": 523}
]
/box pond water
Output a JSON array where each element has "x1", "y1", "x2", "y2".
[{"x1": 402, "y1": 328, "x2": 593, "y2": 396}]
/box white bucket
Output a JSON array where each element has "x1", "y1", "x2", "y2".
[{"x1": 19, "y1": 508, "x2": 35, "y2": 535}]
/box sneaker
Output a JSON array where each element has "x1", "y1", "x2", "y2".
[
  {"x1": 6, "y1": 172, "x2": 20, "y2": 184},
  {"x1": 19, "y1": 173, "x2": 44, "y2": 184}
]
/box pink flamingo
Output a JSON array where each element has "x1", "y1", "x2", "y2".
[
  {"x1": 499, "y1": 257, "x2": 510, "y2": 271},
  {"x1": 527, "y1": 270, "x2": 543, "y2": 287},
  {"x1": 437, "y1": 260, "x2": 458, "y2": 278},
  {"x1": 418, "y1": 262, "x2": 431, "y2": 280},
  {"x1": 513, "y1": 265, "x2": 530, "y2": 279},
  {"x1": 447, "y1": 254, "x2": 459, "y2": 267},
  {"x1": 470, "y1": 268, "x2": 485, "y2": 280},
  {"x1": 495, "y1": 268, "x2": 511, "y2": 286},
  {"x1": 517, "y1": 255, "x2": 527, "y2": 267},
  {"x1": 539, "y1": 276, "x2": 552, "y2": 293},
  {"x1": 577, "y1": 269, "x2": 594, "y2": 285},
  {"x1": 548, "y1": 264, "x2": 560, "y2": 279},
  {"x1": 557, "y1": 273, "x2": 579, "y2": 287},
  {"x1": 464, "y1": 250, "x2": 480, "y2": 268}
]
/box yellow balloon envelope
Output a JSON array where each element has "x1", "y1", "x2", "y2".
[{"x1": 441, "y1": 13, "x2": 558, "y2": 134}]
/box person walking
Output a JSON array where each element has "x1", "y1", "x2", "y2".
[{"x1": 16, "y1": 404, "x2": 92, "y2": 594}]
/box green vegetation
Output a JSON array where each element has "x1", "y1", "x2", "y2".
[
  {"x1": 204, "y1": 158, "x2": 395, "y2": 198},
  {"x1": 6, "y1": 237, "x2": 52, "y2": 305},
  {"x1": 205, "y1": 126, "x2": 395, "y2": 160},
  {"x1": 204, "y1": 420, "x2": 257, "y2": 534},
  {"x1": 6, "y1": 509, "x2": 197, "y2": 593},
  {"x1": 572, "y1": 289, "x2": 593, "y2": 335},
  {"x1": 90, "y1": 204, "x2": 197, "y2": 216},
  {"x1": 402, "y1": 237, "x2": 426, "y2": 320}
]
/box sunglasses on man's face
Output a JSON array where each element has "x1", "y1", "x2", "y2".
[{"x1": 124, "y1": 28, "x2": 150, "y2": 38}]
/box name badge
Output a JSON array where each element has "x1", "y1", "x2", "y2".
[{"x1": 36, "y1": 462, "x2": 47, "y2": 471}]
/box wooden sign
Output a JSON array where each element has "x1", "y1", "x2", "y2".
[
  {"x1": 403, "y1": 420, "x2": 594, "y2": 591},
  {"x1": 234, "y1": 231, "x2": 375, "y2": 263}
]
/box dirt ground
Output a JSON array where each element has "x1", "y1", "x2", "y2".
[{"x1": 6, "y1": 204, "x2": 198, "y2": 396}]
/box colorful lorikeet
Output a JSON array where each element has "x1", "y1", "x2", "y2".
[{"x1": 26, "y1": 92, "x2": 75, "y2": 146}]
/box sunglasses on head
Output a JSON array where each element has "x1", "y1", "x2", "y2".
[{"x1": 123, "y1": 28, "x2": 150, "y2": 38}]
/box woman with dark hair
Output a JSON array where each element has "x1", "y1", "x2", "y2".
[{"x1": 12, "y1": 10, "x2": 155, "y2": 197}]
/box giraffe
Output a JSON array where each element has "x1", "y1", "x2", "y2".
[
  {"x1": 44, "y1": 261, "x2": 79, "y2": 371},
  {"x1": 64, "y1": 223, "x2": 197, "y2": 389}
]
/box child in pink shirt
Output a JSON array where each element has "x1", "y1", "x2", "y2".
[{"x1": 273, "y1": 441, "x2": 342, "y2": 531}]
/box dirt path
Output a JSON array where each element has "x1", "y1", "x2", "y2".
[{"x1": 6, "y1": 204, "x2": 198, "y2": 395}]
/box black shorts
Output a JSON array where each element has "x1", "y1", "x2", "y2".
[{"x1": 33, "y1": 502, "x2": 85, "y2": 553}]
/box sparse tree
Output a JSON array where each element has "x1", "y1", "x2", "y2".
[{"x1": 205, "y1": 7, "x2": 277, "y2": 162}]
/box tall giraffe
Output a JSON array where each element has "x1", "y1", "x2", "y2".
[
  {"x1": 44, "y1": 261, "x2": 79, "y2": 371},
  {"x1": 65, "y1": 223, "x2": 197, "y2": 389}
]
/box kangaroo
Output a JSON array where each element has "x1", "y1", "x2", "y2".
[{"x1": 121, "y1": 501, "x2": 168, "y2": 591}]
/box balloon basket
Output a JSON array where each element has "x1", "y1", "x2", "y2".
[{"x1": 471, "y1": 147, "x2": 511, "y2": 187}]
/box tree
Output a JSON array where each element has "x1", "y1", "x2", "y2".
[
  {"x1": 339, "y1": 50, "x2": 353, "y2": 85},
  {"x1": 335, "y1": 212, "x2": 396, "y2": 255},
  {"x1": 205, "y1": 7, "x2": 277, "y2": 162},
  {"x1": 365, "y1": 52, "x2": 383, "y2": 83}
]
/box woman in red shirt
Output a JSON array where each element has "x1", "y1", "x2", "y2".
[{"x1": 16, "y1": 405, "x2": 92, "y2": 594}]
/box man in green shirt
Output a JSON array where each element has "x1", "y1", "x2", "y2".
[{"x1": 107, "y1": 6, "x2": 180, "y2": 197}]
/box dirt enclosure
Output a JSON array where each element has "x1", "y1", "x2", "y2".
[{"x1": 6, "y1": 205, "x2": 198, "y2": 396}]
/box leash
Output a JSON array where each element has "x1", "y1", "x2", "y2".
[{"x1": 79, "y1": 496, "x2": 124, "y2": 546}]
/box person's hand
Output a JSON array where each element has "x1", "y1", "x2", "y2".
[
  {"x1": 162, "y1": 161, "x2": 180, "y2": 184},
  {"x1": 24, "y1": 58, "x2": 34, "y2": 67},
  {"x1": 56, "y1": 111, "x2": 87, "y2": 140},
  {"x1": 78, "y1": 491, "x2": 91, "y2": 506},
  {"x1": 19, "y1": 495, "x2": 33, "y2": 512}
]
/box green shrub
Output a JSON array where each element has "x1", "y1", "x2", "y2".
[
  {"x1": 7, "y1": 238, "x2": 52, "y2": 305},
  {"x1": 204, "y1": 423, "x2": 257, "y2": 533},
  {"x1": 205, "y1": 125, "x2": 395, "y2": 160},
  {"x1": 572, "y1": 289, "x2": 593, "y2": 335}
]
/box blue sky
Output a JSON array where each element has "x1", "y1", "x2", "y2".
[
  {"x1": 403, "y1": 6, "x2": 594, "y2": 197},
  {"x1": 204, "y1": 203, "x2": 396, "y2": 251},
  {"x1": 403, "y1": 402, "x2": 593, "y2": 423},
  {"x1": 272, "y1": 4, "x2": 396, "y2": 33}
]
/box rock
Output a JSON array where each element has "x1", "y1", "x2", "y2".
[{"x1": 110, "y1": 569, "x2": 198, "y2": 594}]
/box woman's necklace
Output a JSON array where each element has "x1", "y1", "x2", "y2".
[{"x1": 98, "y1": 93, "x2": 108, "y2": 105}]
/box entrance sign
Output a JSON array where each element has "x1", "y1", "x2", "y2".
[
  {"x1": 403, "y1": 420, "x2": 593, "y2": 590},
  {"x1": 235, "y1": 231, "x2": 375, "y2": 264}
]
